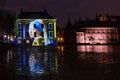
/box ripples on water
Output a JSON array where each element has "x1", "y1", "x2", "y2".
[
  {"x1": 77, "y1": 45, "x2": 119, "y2": 64},
  {"x1": 1, "y1": 45, "x2": 120, "y2": 80}
]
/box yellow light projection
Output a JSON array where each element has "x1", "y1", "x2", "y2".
[{"x1": 14, "y1": 19, "x2": 57, "y2": 46}]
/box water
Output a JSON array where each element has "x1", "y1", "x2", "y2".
[
  {"x1": 60, "y1": 45, "x2": 120, "y2": 80},
  {"x1": 1, "y1": 45, "x2": 120, "y2": 80}
]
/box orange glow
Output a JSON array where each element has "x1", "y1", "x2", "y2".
[
  {"x1": 60, "y1": 37, "x2": 64, "y2": 42},
  {"x1": 61, "y1": 46, "x2": 64, "y2": 52},
  {"x1": 57, "y1": 37, "x2": 64, "y2": 43},
  {"x1": 57, "y1": 46, "x2": 64, "y2": 55},
  {"x1": 57, "y1": 37, "x2": 60, "y2": 41}
]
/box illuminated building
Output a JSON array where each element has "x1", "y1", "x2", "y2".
[
  {"x1": 64, "y1": 14, "x2": 120, "y2": 44},
  {"x1": 57, "y1": 30, "x2": 64, "y2": 44},
  {"x1": 14, "y1": 10, "x2": 57, "y2": 46}
]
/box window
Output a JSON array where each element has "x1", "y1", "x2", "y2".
[
  {"x1": 18, "y1": 23, "x2": 22, "y2": 39},
  {"x1": 18, "y1": 23, "x2": 22, "y2": 29},
  {"x1": 18, "y1": 32, "x2": 20, "y2": 37},
  {"x1": 49, "y1": 31, "x2": 53, "y2": 38},
  {"x1": 48, "y1": 23, "x2": 53, "y2": 30}
]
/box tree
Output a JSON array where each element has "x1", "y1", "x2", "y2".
[
  {"x1": 0, "y1": 9, "x2": 16, "y2": 33},
  {"x1": 0, "y1": 0, "x2": 7, "y2": 7},
  {"x1": 64, "y1": 18, "x2": 73, "y2": 30}
]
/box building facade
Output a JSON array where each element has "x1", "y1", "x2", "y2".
[
  {"x1": 14, "y1": 10, "x2": 57, "y2": 46},
  {"x1": 76, "y1": 27, "x2": 119, "y2": 44},
  {"x1": 64, "y1": 14, "x2": 120, "y2": 44}
]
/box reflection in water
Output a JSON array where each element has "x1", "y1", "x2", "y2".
[
  {"x1": 16, "y1": 48, "x2": 27, "y2": 71},
  {"x1": 77, "y1": 45, "x2": 117, "y2": 64},
  {"x1": 14, "y1": 46, "x2": 59, "y2": 78},
  {"x1": 56, "y1": 45, "x2": 120, "y2": 80},
  {"x1": 3, "y1": 45, "x2": 120, "y2": 80},
  {"x1": 7, "y1": 50, "x2": 13, "y2": 62},
  {"x1": 77, "y1": 45, "x2": 113, "y2": 53},
  {"x1": 29, "y1": 48, "x2": 44, "y2": 73}
]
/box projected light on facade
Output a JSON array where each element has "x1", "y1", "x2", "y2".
[
  {"x1": 76, "y1": 27, "x2": 119, "y2": 44},
  {"x1": 14, "y1": 19, "x2": 57, "y2": 46}
]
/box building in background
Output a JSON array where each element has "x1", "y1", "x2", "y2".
[
  {"x1": 14, "y1": 10, "x2": 57, "y2": 46},
  {"x1": 64, "y1": 14, "x2": 120, "y2": 44}
]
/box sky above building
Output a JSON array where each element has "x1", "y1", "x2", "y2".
[{"x1": 2, "y1": 0, "x2": 120, "y2": 27}]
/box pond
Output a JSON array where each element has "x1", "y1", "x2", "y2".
[{"x1": 0, "y1": 45, "x2": 120, "y2": 80}]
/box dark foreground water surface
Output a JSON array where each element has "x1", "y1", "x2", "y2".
[{"x1": 0, "y1": 45, "x2": 120, "y2": 80}]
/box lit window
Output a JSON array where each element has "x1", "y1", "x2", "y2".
[
  {"x1": 49, "y1": 31, "x2": 53, "y2": 38},
  {"x1": 18, "y1": 23, "x2": 22, "y2": 39},
  {"x1": 48, "y1": 23, "x2": 53, "y2": 30},
  {"x1": 18, "y1": 23, "x2": 22, "y2": 29}
]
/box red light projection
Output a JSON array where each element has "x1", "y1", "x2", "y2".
[
  {"x1": 77, "y1": 45, "x2": 113, "y2": 53},
  {"x1": 76, "y1": 27, "x2": 119, "y2": 44},
  {"x1": 76, "y1": 32, "x2": 85, "y2": 43},
  {"x1": 77, "y1": 45, "x2": 114, "y2": 64}
]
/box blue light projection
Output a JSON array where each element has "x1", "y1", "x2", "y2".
[
  {"x1": 29, "y1": 20, "x2": 43, "y2": 33},
  {"x1": 16, "y1": 48, "x2": 27, "y2": 71},
  {"x1": 23, "y1": 48, "x2": 26, "y2": 66},
  {"x1": 14, "y1": 19, "x2": 57, "y2": 46},
  {"x1": 29, "y1": 54, "x2": 36, "y2": 72},
  {"x1": 29, "y1": 47, "x2": 45, "y2": 73},
  {"x1": 15, "y1": 47, "x2": 59, "y2": 76},
  {"x1": 23, "y1": 25, "x2": 26, "y2": 39}
]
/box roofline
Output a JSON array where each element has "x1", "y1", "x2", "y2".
[{"x1": 16, "y1": 19, "x2": 57, "y2": 20}]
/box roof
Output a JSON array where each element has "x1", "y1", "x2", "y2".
[
  {"x1": 64, "y1": 21, "x2": 120, "y2": 30},
  {"x1": 17, "y1": 11, "x2": 54, "y2": 19},
  {"x1": 108, "y1": 16, "x2": 120, "y2": 21},
  {"x1": 64, "y1": 14, "x2": 120, "y2": 30},
  {"x1": 74, "y1": 21, "x2": 120, "y2": 27}
]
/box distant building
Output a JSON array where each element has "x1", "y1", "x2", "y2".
[
  {"x1": 64, "y1": 14, "x2": 120, "y2": 44},
  {"x1": 14, "y1": 10, "x2": 57, "y2": 46},
  {"x1": 56, "y1": 29, "x2": 64, "y2": 44}
]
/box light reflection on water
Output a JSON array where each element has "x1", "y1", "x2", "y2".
[
  {"x1": 4, "y1": 45, "x2": 120, "y2": 80},
  {"x1": 57, "y1": 45, "x2": 120, "y2": 80},
  {"x1": 77, "y1": 45, "x2": 120, "y2": 64},
  {"x1": 7, "y1": 46, "x2": 59, "y2": 79},
  {"x1": 77, "y1": 45, "x2": 113, "y2": 53},
  {"x1": 7, "y1": 50, "x2": 13, "y2": 63}
]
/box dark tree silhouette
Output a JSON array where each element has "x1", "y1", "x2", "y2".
[
  {"x1": 0, "y1": 0, "x2": 16, "y2": 33},
  {"x1": 0, "y1": 0, "x2": 7, "y2": 7},
  {"x1": 64, "y1": 18, "x2": 73, "y2": 30},
  {"x1": 0, "y1": 9, "x2": 16, "y2": 33}
]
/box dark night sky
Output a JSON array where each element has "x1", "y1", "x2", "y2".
[{"x1": 2, "y1": 0, "x2": 120, "y2": 27}]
